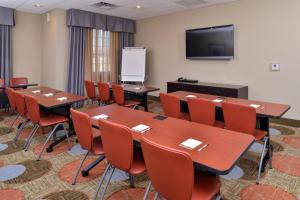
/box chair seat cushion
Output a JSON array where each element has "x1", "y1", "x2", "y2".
[
  {"x1": 214, "y1": 121, "x2": 225, "y2": 128},
  {"x1": 129, "y1": 147, "x2": 146, "y2": 175},
  {"x1": 192, "y1": 170, "x2": 221, "y2": 200},
  {"x1": 39, "y1": 114, "x2": 68, "y2": 127},
  {"x1": 254, "y1": 129, "x2": 267, "y2": 141},
  {"x1": 123, "y1": 100, "x2": 142, "y2": 107}
]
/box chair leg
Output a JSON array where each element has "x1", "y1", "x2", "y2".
[
  {"x1": 8, "y1": 113, "x2": 20, "y2": 133},
  {"x1": 24, "y1": 124, "x2": 39, "y2": 151},
  {"x1": 61, "y1": 123, "x2": 70, "y2": 144},
  {"x1": 93, "y1": 164, "x2": 111, "y2": 200},
  {"x1": 99, "y1": 167, "x2": 115, "y2": 200},
  {"x1": 143, "y1": 181, "x2": 152, "y2": 200},
  {"x1": 72, "y1": 151, "x2": 89, "y2": 185},
  {"x1": 36, "y1": 123, "x2": 63, "y2": 161},
  {"x1": 132, "y1": 105, "x2": 138, "y2": 110},
  {"x1": 13, "y1": 119, "x2": 28, "y2": 142},
  {"x1": 269, "y1": 141, "x2": 272, "y2": 169},
  {"x1": 129, "y1": 174, "x2": 135, "y2": 188},
  {"x1": 154, "y1": 192, "x2": 159, "y2": 200},
  {"x1": 256, "y1": 137, "x2": 268, "y2": 184}
]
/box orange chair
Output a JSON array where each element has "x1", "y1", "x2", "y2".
[
  {"x1": 94, "y1": 120, "x2": 146, "y2": 200},
  {"x1": 0, "y1": 78, "x2": 4, "y2": 93},
  {"x1": 112, "y1": 84, "x2": 141, "y2": 109},
  {"x1": 85, "y1": 80, "x2": 99, "y2": 103},
  {"x1": 5, "y1": 87, "x2": 20, "y2": 132},
  {"x1": 222, "y1": 101, "x2": 270, "y2": 184},
  {"x1": 70, "y1": 109, "x2": 105, "y2": 185},
  {"x1": 10, "y1": 77, "x2": 28, "y2": 90},
  {"x1": 97, "y1": 82, "x2": 114, "y2": 105},
  {"x1": 187, "y1": 97, "x2": 224, "y2": 128},
  {"x1": 159, "y1": 92, "x2": 190, "y2": 121},
  {"x1": 12, "y1": 91, "x2": 30, "y2": 141},
  {"x1": 24, "y1": 95, "x2": 70, "y2": 159},
  {"x1": 141, "y1": 137, "x2": 221, "y2": 200}
]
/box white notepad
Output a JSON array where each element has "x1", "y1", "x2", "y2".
[
  {"x1": 186, "y1": 95, "x2": 196, "y2": 98},
  {"x1": 57, "y1": 97, "x2": 68, "y2": 101},
  {"x1": 133, "y1": 87, "x2": 141, "y2": 90},
  {"x1": 213, "y1": 99, "x2": 223, "y2": 103},
  {"x1": 250, "y1": 104, "x2": 260, "y2": 108},
  {"x1": 131, "y1": 124, "x2": 150, "y2": 133},
  {"x1": 180, "y1": 138, "x2": 202, "y2": 150},
  {"x1": 93, "y1": 114, "x2": 109, "y2": 120},
  {"x1": 32, "y1": 90, "x2": 41, "y2": 94},
  {"x1": 44, "y1": 93, "x2": 54, "y2": 97}
]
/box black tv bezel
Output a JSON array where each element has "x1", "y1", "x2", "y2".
[{"x1": 186, "y1": 24, "x2": 234, "y2": 60}]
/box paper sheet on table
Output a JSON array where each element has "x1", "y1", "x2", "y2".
[
  {"x1": 133, "y1": 87, "x2": 141, "y2": 90},
  {"x1": 132, "y1": 124, "x2": 150, "y2": 133},
  {"x1": 44, "y1": 93, "x2": 54, "y2": 97},
  {"x1": 250, "y1": 104, "x2": 260, "y2": 108},
  {"x1": 93, "y1": 114, "x2": 109, "y2": 120},
  {"x1": 57, "y1": 97, "x2": 68, "y2": 101},
  {"x1": 186, "y1": 95, "x2": 197, "y2": 98},
  {"x1": 213, "y1": 99, "x2": 223, "y2": 103},
  {"x1": 32, "y1": 90, "x2": 41, "y2": 93},
  {"x1": 180, "y1": 138, "x2": 202, "y2": 150}
]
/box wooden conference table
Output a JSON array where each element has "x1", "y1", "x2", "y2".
[
  {"x1": 94, "y1": 83, "x2": 159, "y2": 112},
  {"x1": 170, "y1": 91, "x2": 291, "y2": 172},
  {"x1": 83, "y1": 104, "x2": 255, "y2": 175},
  {"x1": 18, "y1": 87, "x2": 87, "y2": 152}
]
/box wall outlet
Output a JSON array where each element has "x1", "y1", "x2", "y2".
[{"x1": 271, "y1": 63, "x2": 280, "y2": 71}]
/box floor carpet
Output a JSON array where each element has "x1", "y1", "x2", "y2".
[{"x1": 0, "y1": 101, "x2": 299, "y2": 200}]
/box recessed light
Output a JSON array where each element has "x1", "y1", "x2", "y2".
[
  {"x1": 136, "y1": 5, "x2": 142, "y2": 9},
  {"x1": 34, "y1": 4, "x2": 43, "y2": 8}
]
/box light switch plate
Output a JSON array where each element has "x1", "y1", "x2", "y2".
[{"x1": 271, "y1": 63, "x2": 280, "y2": 71}]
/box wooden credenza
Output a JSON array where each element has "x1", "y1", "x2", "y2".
[{"x1": 167, "y1": 81, "x2": 248, "y2": 99}]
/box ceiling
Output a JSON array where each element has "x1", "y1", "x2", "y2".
[{"x1": 0, "y1": 0, "x2": 238, "y2": 20}]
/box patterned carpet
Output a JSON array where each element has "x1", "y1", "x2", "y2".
[{"x1": 0, "y1": 101, "x2": 299, "y2": 200}]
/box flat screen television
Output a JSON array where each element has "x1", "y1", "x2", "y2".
[{"x1": 186, "y1": 24, "x2": 234, "y2": 60}]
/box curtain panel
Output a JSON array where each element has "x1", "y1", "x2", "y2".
[
  {"x1": 0, "y1": 7, "x2": 14, "y2": 86},
  {"x1": 66, "y1": 9, "x2": 135, "y2": 33},
  {"x1": 67, "y1": 26, "x2": 87, "y2": 96}
]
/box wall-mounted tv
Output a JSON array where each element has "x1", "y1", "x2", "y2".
[{"x1": 186, "y1": 24, "x2": 234, "y2": 60}]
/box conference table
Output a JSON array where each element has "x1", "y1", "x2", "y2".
[
  {"x1": 170, "y1": 91, "x2": 291, "y2": 172},
  {"x1": 82, "y1": 104, "x2": 255, "y2": 175},
  {"x1": 94, "y1": 83, "x2": 160, "y2": 112},
  {"x1": 18, "y1": 87, "x2": 87, "y2": 152}
]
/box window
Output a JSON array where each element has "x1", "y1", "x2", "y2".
[{"x1": 92, "y1": 29, "x2": 110, "y2": 73}]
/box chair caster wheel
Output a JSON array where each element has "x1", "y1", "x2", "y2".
[
  {"x1": 82, "y1": 170, "x2": 89, "y2": 177},
  {"x1": 46, "y1": 147, "x2": 53, "y2": 153}
]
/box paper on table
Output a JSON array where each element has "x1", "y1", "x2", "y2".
[
  {"x1": 57, "y1": 97, "x2": 68, "y2": 101},
  {"x1": 250, "y1": 104, "x2": 260, "y2": 108},
  {"x1": 180, "y1": 138, "x2": 202, "y2": 150},
  {"x1": 32, "y1": 90, "x2": 41, "y2": 93},
  {"x1": 133, "y1": 87, "x2": 141, "y2": 90},
  {"x1": 186, "y1": 95, "x2": 196, "y2": 98},
  {"x1": 44, "y1": 93, "x2": 54, "y2": 97},
  {"x1": 213, "y1": 99, "x2": 223, "y2": 103},
  {"x1": 93, "y1": 114, "x2": 109, "y2": 120},
  {"x1": 131, "y1": 124, "x2": 150, "y2": 133}
]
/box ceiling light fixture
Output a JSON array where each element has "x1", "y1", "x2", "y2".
[
  {"x1": 136, "y1": 5, "x2": 142, "y2": 9},
  {"x1": 34, "y1": 4, "x2": 43, "y2": 8}
]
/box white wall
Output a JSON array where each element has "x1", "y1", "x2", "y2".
[
  {"x1": 12, "y1": 11, "x2": 42, "y2": 85},
  {"x1": 135, "y1": 0, "x2": 300, "y2": 119}
]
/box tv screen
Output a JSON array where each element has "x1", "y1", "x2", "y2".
[{"x1": 186, "y1": 24, "x2": 234, "y2": 60}]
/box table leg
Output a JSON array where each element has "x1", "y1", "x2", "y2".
[
  {"x1": 142, "y1": 93, "x2": 148, "y2": 112},
  {"x1": 81, "y1": 155, "x2": 105, "y2": 177},
  {"x1": 258, "y1": 117, "x2": 272, "y2": 173}
]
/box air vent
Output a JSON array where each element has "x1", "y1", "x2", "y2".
[
  {"x1": 175, "y1": 0, "x2": 208, "y2": 7},
  {"x1": 91, "y1": 2, "x2": 118, "y2": 10}
]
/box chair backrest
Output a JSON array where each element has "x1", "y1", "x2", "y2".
[
  {"x1": 187, "y1": 97, "x2": 216, "y2": 126},
  {"x1": 98, "y1": 82, "x2": 110, "y2": 102},
  {"x1": 13, "y1": 91, "x2": 27, "y2": 116},
  {"x1": 24, "y1": 95, "x2": 40, "y2": 124},
  {"x1": 70, "y1": 109, "x2": 94, "y2": 151},
  {"x1": 5, "y1": 87, "x2": 16, "y2": 111},
  {"x1": 84, "y1": 80, "x2": 96, "y2": 99},
  {"x1": 0, "y1": 79, "x2": 4, "y2": 93},
  {"x1": 98, "y1": 119, "x2": 133, "y2": 172},
  {"x1": 112, "y1": 84, "x2": 125, "y2": 105},
  {"x1": 222, "y1": 101, "x2": 256, "y2": 135},
  {"x1": 159, "y1": 92, "x2": 181, "y2": 118},
  {"x1": 141, "y1": 137, "x2": 194, "y2": 200},
  {"x1": 10, "y1": 77, "x2": 28, "y2": 86}
]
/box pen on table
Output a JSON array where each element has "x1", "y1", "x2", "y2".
[{"x1": 198, "y1": 144, "x2": 209, "y2": 152}]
